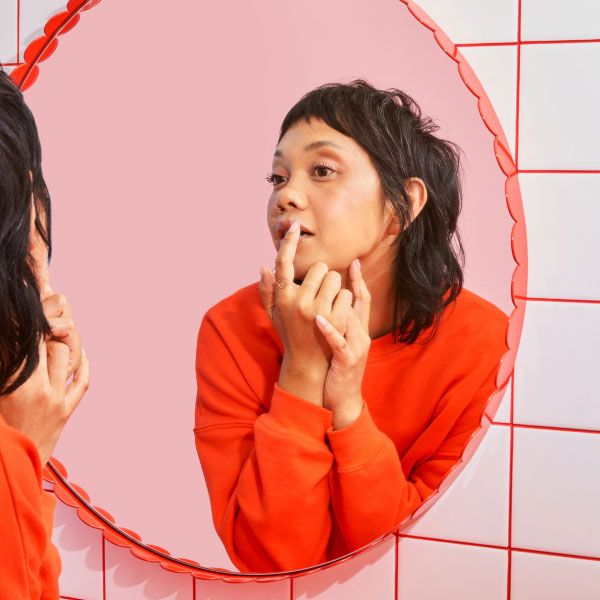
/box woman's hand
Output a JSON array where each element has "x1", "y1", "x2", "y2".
[
  {"x1": 0, "y1": 336, "x2": 90, "y2": 466},
  {"x1": 258, "y1": 219, "x2": 355, "y2": 405},
  {"x1": 0, "y1": 225, "x2": 89, "y2": 465},
  {"x1": 43, "y1": 292, "x2": 83, "y2": 380},
  {"x1": 315, "y1": 258, "x2": 372, "y2": 429}
]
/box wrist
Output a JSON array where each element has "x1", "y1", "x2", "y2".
[
  {"x1": 279, "y1": 357, "x2": 326, "y2": 406},
  {"x1": 331, "y1": 398, "x2": 364, "y2": 430}
]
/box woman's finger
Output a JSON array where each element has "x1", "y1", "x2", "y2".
[
  {"x1": 273, "y1": 220, "x2": 300, "y2": 302},
  {"x1": 64, "y1": 349, "x2": 90, "y2": 418},
  {"x1": 46, "y1": 340, "x2": 70, "y2": 392},
  {"x1": 43, "y1": 293, "x2": 72, "y2": 319},
  {"x1": 330, "y1": 288, "x2": 353, "y2": 335},
  {"x1": 315, "y1": 314, "x2": 348, "y2": 354},
  {"x1": 47, "y1": 316, "x2": 82, "y2": 378},
  {"x1": 349, "y1": 258, "x2": 371, "y2": 333},
  {"x1": 258, "y1": 265, "x2": 276, "y2": 320}
]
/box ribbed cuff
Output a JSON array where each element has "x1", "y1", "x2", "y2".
[
  {"x1": 327, "y1": 402, "x2": 387, "y2": 471},
  {"x1": 268, "y1": 383, "x2": 333, "y2": 439}
]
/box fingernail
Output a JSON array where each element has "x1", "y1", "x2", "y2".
[
  {"x1": 316, "y1": 314, "x2": 328, "y2": 327},
  {"x1": 259, "y1": 267, "x2": 264, "y2": 282},
  {"x1": 289, "y1": 220, "x2": 300, "y2": 233}
]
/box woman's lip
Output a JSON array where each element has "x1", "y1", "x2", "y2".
[
  {"x1": 275, "y1": 220, "x2": 313, "y2": 239},
  {"x1": 276, "y1": 232, "x2": 314, "y2": 249}
]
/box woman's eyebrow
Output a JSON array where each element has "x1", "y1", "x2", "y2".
[{"x1": 273, "y1": 140, "x2": 345, "y2": 158}]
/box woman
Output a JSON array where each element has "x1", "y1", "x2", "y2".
[
  {"x1": 194, "y1": 79, "x2": 508, "y2": 572},
  {"x1": 0, "y1": 67, "x2": 89, "y2": 599}
]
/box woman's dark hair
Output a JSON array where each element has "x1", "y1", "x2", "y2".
[
  {"x1": 0, "y1": 66, "x2": 52, "y2": 395},
  {"x1": 278, "y1": 79, "x2": 464, "y2": 345}
]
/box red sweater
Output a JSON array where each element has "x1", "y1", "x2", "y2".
[
  {"x1": 0, "y1": 415, "x2": 60, "y2": 599},
  {"x1": 194, "y1": 282, "x2": 508, "y2": 572}
]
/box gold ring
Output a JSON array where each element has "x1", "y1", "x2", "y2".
[{"x1": 275, "y1": 278, "x2": 289, "y2": 289}]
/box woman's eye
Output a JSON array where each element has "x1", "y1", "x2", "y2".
[
  {"x1": 313, "y1": 164, "x2": 334, "y2": 177},
  {"x1": 266, "y1": 173, "x2": 285, "y2": 186}
]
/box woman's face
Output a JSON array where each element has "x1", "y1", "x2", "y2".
[{"x1": 267, "y1": 118, "x2": 397, "y2": 281}]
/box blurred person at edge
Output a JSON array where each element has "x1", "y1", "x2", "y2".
[{"x1": 0, "y1": 67, "x2": 89, "y2": 600}]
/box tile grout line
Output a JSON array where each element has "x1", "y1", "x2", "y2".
[
  {"x1": 507, "y1": 375, "x2": 516, "y2": 599},
  {"x1": 456, "y1": 38, "x2": 600, "y2": 47},
  {"x1": 15, "y1": 0, "x2": 19, "y2": 64},
  {"x1": 397, "y1": 532, "x2": 600, "y2": 563},
  {"x1": 514, "y1": 296, "x2": 600, "y2": 304},
  {"x1": 102, "y1": 536, "x2": 106, "y2": 600},
  {"x1": 492, "y1": 422, "x2": 600, "y2": 435},
  {"x1": 508, "y1": 0, "x2": 522, "y2": 592},
  {"x1": 519, "y1": 169, "x2": 600, "y2": 173},
  {"x1": 394, "y1": 532, "x2": 399, "y2": 600}
]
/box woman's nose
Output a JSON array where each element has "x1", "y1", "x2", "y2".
[{"x1": 276, "y1": 186, "x2": 307, "y2": 212}]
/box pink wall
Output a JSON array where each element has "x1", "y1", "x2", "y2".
[{"x1": 22, "y1": 0, "x2": 513, "y2": 566}]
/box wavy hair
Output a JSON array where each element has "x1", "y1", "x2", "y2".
[
  {"x1": 0, "y1": 66, "x2": 52, "y2": 395},
  {"x1": 277, "y1": 79, "x2": 465, "y2": 345}
]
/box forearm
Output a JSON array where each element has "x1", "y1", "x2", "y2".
[{"x1": 197, "y1": 384, "x2": 336, "y2": 572}]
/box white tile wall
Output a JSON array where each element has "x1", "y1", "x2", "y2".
[
  {"x1": 195, "y1": 577, "x2": 290, "y2": 600},
  {"x1": 293, "y1": 536, "x2": 396, "y2": 599},
  {"x1": 514, "y1": 300, "x2": 600, "y2": 430},
  {"x1": 519, "y1": 42, "x2": 600, "y2": 170},
  {"x1": 104, "y1": 542, "x2": 193, "y2": 600},
  {"x1": 18, "y1": 0, "x2": 67, "y2": 61},
  {"x1": 0, "y1": 0, "x2": 17, "y2": 64},
  {"x1": 52, "y1": 501, "x2": 104, "y2": 600},
  {"x1": 511, "y1": 550, "x2": 600, "y2": 599},
  {"x1": 512, "y1": 428, "x2": 600, "y2": 557},
  {"x1": 519, "y1": 174, "x2": 600, "y2": 300},
  {"x1": 409, "y1": 0, "x2": 518, "y2": 44},
  {"x1": 402, "y1": 426, "x2": 510, "y2": 547},
  {"x1": 460, "y1": 45, "x2": 518, "y2": 157},
  {"x1": 396, "y1": 537, "x2": 508, "y2": 600},
  {"x1": 522, "y1": 0, "x2": 600, "y2": 41}
]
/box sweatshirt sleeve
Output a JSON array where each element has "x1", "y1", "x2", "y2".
[
  {"x1": 326, "y1": 361, "x2": 501, "y2": 552},
  {"x1": 194, "y1": 311, "x2": 334, "y2": 572},
  {"x1": 0, "y1": 418, "x2": 61, "y2": 600}
]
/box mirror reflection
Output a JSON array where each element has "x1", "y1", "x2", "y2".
[
  {"x1": 194, "y1": 80, "x2": 509, "y2": 571},
  {"x1": 23, "y1": 0, "x2": 514, "y2": 573}
]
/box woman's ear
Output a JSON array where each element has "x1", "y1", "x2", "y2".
[{"x1": 405, "y1": 177, "x2": 428, "y2": 222}]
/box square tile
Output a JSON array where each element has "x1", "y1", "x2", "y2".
[
  {"x1": 104, "y1": 541, "x2": 193, "y2": 600},
  {"x1": 397, "y1": 537, "x2": 507, "y2": 600},
  {"x1": 293, "y1": 536, "x2": 396, "y2": 599},
  {"x1": 0, "y1": 0, "x2": 17, "y2": 64},
  {"x1": 402, "y1": 425, "x2": 510, "y2": 546},
  {"x1": 460, "y1": 45, "x2": 518, "y2": 157},
  {"x1": 514, "y1": 301, "x2": 600, "y2": 430},
  {"x1": 519, "y1": 174, "x2": 600, "y2": 300},
  {"x1": 19, "y1": 0, "x2": 67, "y2": 61},
  {"x1": 52, "y1": 500, "x2": 104, "y2": 600},
  {"x1": 196, "y1": 578, "x2": 290, "y2": 600},
  {"x1": 512, "y1": 428, "x2": 600, "y2": 557},
  {"x1": 511, "y1": 550, "x2": 600, "y2": 599},
  {"x1": 522, "y1": 0, "x2": 600, "y2": 41},
  {"x1": 519, "y1": 43, "x2": 600, "y2": 169},
  {"x1": 409, "y1": 0, "x2": 518, "y2": 44}
]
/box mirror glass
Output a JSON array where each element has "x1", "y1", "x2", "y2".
[{"x1": 24, "y1": 0, "x2": 514, "y2": 572}]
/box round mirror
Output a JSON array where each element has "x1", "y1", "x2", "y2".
[{"x1": 21, "y1": 0, "x2": 521, "y2": 575}]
